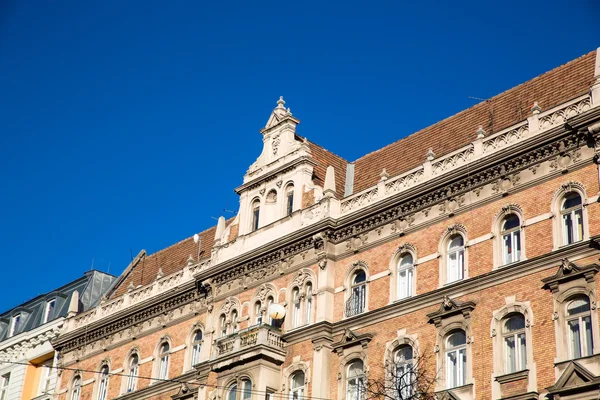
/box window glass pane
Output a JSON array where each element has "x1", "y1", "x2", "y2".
[
  {"x1": 567, "y1": 298, "x2": 590, "y2": 315},
  {"x1": 396, "y1": 346, "x2": 413, "y2": 362},
  {"x1": 502, "y1": 215, "x2": 520, "y2": 231},
  {"x1": 228, "y1": 384, "x2": 237, "y2": 400},
  {"x1": 447, "y1": 331, "x2": 466, "y2": 347},
  {"x1": 353, "y1": 270, "x2": 366, "y2": 284},
  {"x1": 575, "y1": 209, "x2": 583, "y2": 241},
  {"x1": 504, "y1": 315, "x2": 525, "y2": 332},
  {"x1": 518, "y1": 333, "x2": 527, "y2": 370},
  {"x1": 514, "y1": 230, "x2": 521, "y2": 261},
  {"x1": 459, "y1": 349, "x2": 466, "y2": 386},
  {"x1": 584, "y1": 316, "x2": 593, "y2": 357},
  {"x1": 569, "y1": 320, "x2": 582, "y2": 359},
  {"x1": 446, "y1": 351, "x2": 457, "y2": 388},
  {"x1": 449, "y1": 235, "x2": 463, "y2": 249},
  {"x1": 242, "y1": 379, "x2": 252, "y2": 400},
  {"x1": 399, "y1": 254, "x2": 413, "y2": 266},
  {"x1": 505, "y1": 335, "x2": 516, "y2": 373},
  {"x1": 291, "y1": 372, "x2": 305, "y2": 389},
  {"x1": 563, "y1": 193, "x2": 582, "y2": 210}
]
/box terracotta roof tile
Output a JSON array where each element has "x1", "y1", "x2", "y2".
[
  {"x1": 110, "y1": 226, "x2": 216, "y2": 298},
  {"x1": 352, "y1": 50, "x2": 597, "y2": 193},
  {"x1": 305, "y1": 139, "x2": 348, "y2": 194}
]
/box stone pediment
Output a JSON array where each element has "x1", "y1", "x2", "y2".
[
  {"x1": 542, "y1": 258, "x2": 599, "y2": 292},
  {"x1": 427, "y1": 296, "x2": 476, "y2": 326},
  {"x1": 546, "y1": 361, "x2": 600, "y2": 398},
  {"x1": 170, "y1": 383, "x2": 195, "y2": 400},
  {"x1": 331, "y1": 328, "x2": 373, "y2": 354}
]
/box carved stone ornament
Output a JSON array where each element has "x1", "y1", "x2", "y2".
[
  {"x1": 318, "y1": 258, "x2": 327, "y2": 270},
  {"x1": 276, "y1": 180, "x2": 283, "y2": 188},
  {"x1": 259, "y1": 188, "x2": 266, "y2": 196}
]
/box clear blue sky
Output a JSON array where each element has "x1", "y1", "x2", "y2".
[{"x1": 0, "y1": 1, "x2": 598, "y2": 311}]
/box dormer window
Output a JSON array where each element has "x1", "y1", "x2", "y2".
[
  {"x1": 9, "y1": 314, "x2": 21, "y2": 337},
  {"x1": 252, "y1": 200, "x2": 260, "y2": 232},
  {"x1": 43, "y1": 299, "x2": 56, "y2": 323}
]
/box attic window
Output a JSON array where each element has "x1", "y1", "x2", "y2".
[
  {"x1": 43, "y1": 299, "x2": 56, "y2": 324},
  {"x1": 9, "y1": 314, "x2": 21, "y2": 337},
  {"x1": 252, "y1": 201, "x2": 260, "y2": 232}
]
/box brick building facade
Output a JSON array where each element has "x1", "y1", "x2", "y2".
[{"x1": 53, "y1": 47, "x2": 600, "y2": 400}]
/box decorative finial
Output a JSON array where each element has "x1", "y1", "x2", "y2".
[
  {"x1": 476, "y1": 125, "x2": 486, "y2": 139},
  {"x1": 187, "y1": 255, "x2": 195, "y2": 266},
  {"x1": 156, "y1": 267, "x2": 164, "y2": 280},
  {"x1": 277, "y1": 96, "x2": 286, "y2": 109},
  {"x1": 426, "y1": 148, "x2": 436, "y2": 161},
  {"x1": 531, "y1": 101, "x2": 542, "y2": 115},
  {"x1": 379, "y1": 168, "x2": 389, "y2": 181},
  {"x1": 286, "y1": 107, "x2": 292, "y2": 116}
]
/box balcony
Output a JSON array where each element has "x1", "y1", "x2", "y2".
[
  {"x1": 210, "y1": 324, "x2": 286, "y2": 372},
  {"x1": 345, "y1": 293, "x2": 366, "y2": 318}
]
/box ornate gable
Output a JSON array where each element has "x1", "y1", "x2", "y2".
[
  {"x1": 546, "y1": 361, "x2": 600, "y2": 398},
  {"x1": 541, "y1": 258, "x2": 599, "y2": 292},
  {"x1": 331, "y1": 328, "x2": 373, "y2": 354},
  {"x1": 427, "y1": 296, "x2": 476, "y2": 327}
]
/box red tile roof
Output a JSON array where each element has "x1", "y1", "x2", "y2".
[{"x1": 352, "y1": 50, "x2": 597, "y2": 193}]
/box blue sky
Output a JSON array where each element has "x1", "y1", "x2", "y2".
[{"x1": 0, "y1": 0, "x2": 598, "y2": 312}]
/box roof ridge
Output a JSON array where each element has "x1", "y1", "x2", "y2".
[{"x1": 353, "y1": 49, "x2": 596, "y2": 164}]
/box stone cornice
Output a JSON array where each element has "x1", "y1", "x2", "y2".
[
  {"x1": 0, "y1": 320, "x2": 62, "y2": 362},
  {"x1": 113, "y1": 370, "x2": 196, "y2": 400},
  {"x1": 53, "y1": 282, "x2": 202, "y2": 353}
]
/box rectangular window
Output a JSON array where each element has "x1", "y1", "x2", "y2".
[
  {"x1": 38, "y1": 362, "x2": 53, "y2": 395},
  {"x1": 446, "y1": 349, "x2": 465, "y2": 388},
  {"x1": 0, "y1": 373, "x2": 10, "y2": 400},
  {"x1": 44, "y1": 299, "x2": 56, "y2": 323},
  {"x1": 9, "y1": 314, "x2": 21, "y2": 337}
]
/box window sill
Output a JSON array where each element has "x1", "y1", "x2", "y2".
[{"x1": 495, "y1": 369, "x2": 529, "y2": 384}]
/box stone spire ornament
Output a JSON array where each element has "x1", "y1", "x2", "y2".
[{"x1": 324, "y1": 166, "x2": 337, "y2": 197}]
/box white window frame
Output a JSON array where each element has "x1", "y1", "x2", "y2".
[
  {"x1": 38, "y1": 362, "x2": 53, "y2": 395},
  {"x1": 561, "y1": 193, "x2": 584, "y2": 246},
  {"x1": 397, "y1": 254, "x2": 414, "y2": 300},
  {"x1": 0, "y1": 373, "x2": 10, "y2": 400},
  {"x1": 71, "y1": 376, "x2": 81, "y2": 400},
  {"x1": 446, "y1": 235, "x2": 465, "y2": 283},
  {"x1": 289, "y1": 371, "x2": 305, "y2": 400},
  {"x1": 502, "y1": 314, "x2": 527, "y2": 373},
  {"x1": 227, "y1": 378, "x2": 252, "y2": 400},
  {"x1": 445, "y1": 331, "x2": 466, "y2": 389},
  {"x1": 126, "y1": 354, "x2": 138, "y2": 393},
  {"x1": 97, "y1": 365, "x2": 109, "y2": 400},
  {"x1": 285, "y1": 185, "x2": 295, "y2": 217},
  {"x1": 43, "y1": 299, "x2": 56, "y2": 324},
  {"x1": 394, "y1": 346, "x2": 414, "y2": 400},
  {"x1": 251, "y1": 201, "x2": 260, "y2": 232},
  {"x1": 566, "y1": 297, "x2": 593, "y2": 359},
  {"x1": 158, "y1": 343, "x2": 170, "y2": 380},
  {"x1": 501, "y1": 215, "x2": 521, "y2": 265},
  {"x1": 292, "y1": 287, "x2": 301, "y2": 328},
  {"x1": 191, "y1": 330, "x2": 203, "y2": 367},
  {"x1": 346, "y1": 360, "x2": 365, "y2": 400},
  {"x1": 348, "y1": 270, "x2": 367, "y2": 316},
  {"x1": 9, "y1": 313, "x2": 21, "y2": 337}
]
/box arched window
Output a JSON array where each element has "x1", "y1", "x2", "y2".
[
  {"x1": 254, "y1": 302, "x2": 262, "y2": 325},
  {"x1": 447, "y1": 235, "x2": 465, "y2": 283},
  {"x1": 191, "y1": 330, "x2": 203, "y2": 367},
  {"x1": 285, "y1": 184, "x2": 295, "y2": 216},
  {"x1": 71, "y1": 375, "x2": 82, "y2": 400},
  {"x1": 220, "y1": 314, "x2": 227, "y2": 337},
  {"x1": 501, "y1": 215, "x2": 521, "y2": 265},
  {"x1": 97, "y1": 365, "x2": 109, "y2": 400},
  {"x1": 397, "y1": 254, "x2": 414, "y2": 299},
  {"x1": 446, "y1": 330, "x2": 466, "y2": 388},
  {"x1": 292, "y1": 287, "x2": 301, "y2": 328},
  {"x1": 158, "y1": 342, "x2": 170, "y2": 380},
  {"x1": 394, "y1": 345, "x2": 414, "y2": 399},
  {"x1": 346, "y1": 270, "x2": 367, "y2": 317},
  {"x1": 346, "y1": 360, "x2": 365, "y2": 400},
  {"x1": 289, "y1": 371, "x2": 305, "y2": 400},
  {"x1": 126, "y1": 354, "x2": 138, "y2": 393},
  {"x1": 503, "y1": 314, "x2": 526, "y2": 373},
  {"x1": 561, "y1": 192, "x2": 584, "y2": 245},
  {"x1": 227, "y1": 378, "x2": 252, "y2": 400},
  {"x1": 305, "y1": 283, "x2": 312, "y2": 325},
  {"x1": 251, "y1": 200, "x2": 260, "y2": 232},
  {"x1": 566, "y1": 296, "x2": 593, "y2": 358}
]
